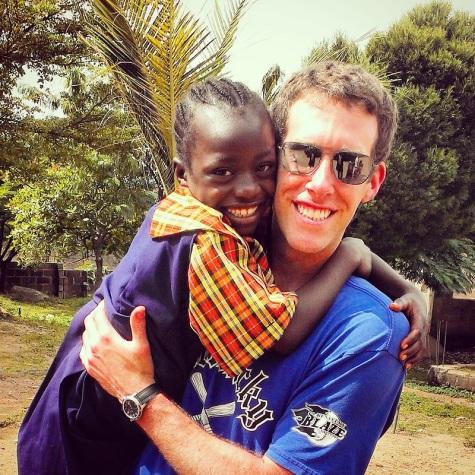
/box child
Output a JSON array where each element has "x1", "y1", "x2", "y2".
[{"x1": 18, "y1": 78, "x2": 423, "y2": 475}]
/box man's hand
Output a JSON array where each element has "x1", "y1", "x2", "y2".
[
  {"x1": 80, "y1": 301, "x2": 155, "y2": 400},
  {"x1": 390, "y1": 292, "x2": 429, "y2": 369},
  {"x1": 80, "y1": 307, "x2": 291, "y2": 475}
]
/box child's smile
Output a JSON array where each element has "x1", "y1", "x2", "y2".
[{"x1": 176, "y1": 104, "x2": 276, "y2": 236}]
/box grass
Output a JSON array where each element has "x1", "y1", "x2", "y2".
[
  {"x1": 398, "y1": 358, "x2": 475, "y2": 447},
  {"x1": 398, "y1": 385, "x2": 475, "y2": 447},
  {"x1": 0, "y1": 294, "x2": 88, "y2": 378},
  {"x1": 406, "y1": 380, "x2": 475, "y2": 402},
  {"x1": 0, "y1": 294, "x2": 89, "y2": 327}
]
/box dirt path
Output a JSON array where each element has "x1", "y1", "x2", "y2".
[
  {"x1": 368, "y1": 432, "x2": 475, "y2": 474},
  {"x1": 1, "y1": 383, "x2": 474, "y2": 474}
]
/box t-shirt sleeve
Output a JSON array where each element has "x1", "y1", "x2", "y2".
[
  {"x1": 265, "y1": 349, "x2": 405, "y2": 475},
  {"x1": 188, "y1": 231, "x2": 298, "y2": 377}
]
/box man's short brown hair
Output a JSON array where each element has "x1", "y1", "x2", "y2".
[{"x1": 271, "y1": 61, "x2": 398, "y2": 163}]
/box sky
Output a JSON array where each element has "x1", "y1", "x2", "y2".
[
  {"x1": 186, "y1": 0, "x2": 475, "y2": 92},
  {"x1": 18, "y1": 0, "x2": 475, "y2": 97}
]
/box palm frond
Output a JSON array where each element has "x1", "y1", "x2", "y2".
[
  {"x1": 88, "y1": 0, "x2": 172, "y2": 195},
  {"x1": 261, "y1": 64, "x2": 283, "y2": 107},
  {"x1": 87, "y1": 0, "x2": 249, "y2": 196},
  {"x1": 207, "y1": 0, "x2": 249, "y2": 76}
]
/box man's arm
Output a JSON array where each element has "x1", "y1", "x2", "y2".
[
  {"x1": 139, "y1": 394, "x2": 290, "y2": 474},
  {"x1": 81, "y1": 305, "x2": 291, "y2": 475}
]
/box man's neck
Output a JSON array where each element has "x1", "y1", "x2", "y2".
[{"x1": 269, "y1": 225, "x2": 336, "y2": 292}]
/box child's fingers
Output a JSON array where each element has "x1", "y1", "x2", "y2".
[
  {"x1": 390, "y1": 295, "x2": 411, "y2": 311},
  {"x1": 389, "y1": 301, "x2": 403, "y2": 312},
  {"x1": 400, "y1": 328, "x2": 422, "y2": 350},
  {"x1": 405, "y1": 350, "x2": 425, "y2": 369},
  {"x1": 400, "y1": 340, "x2": 421, "y2": 360},
  {"x1": 400, "y1": 341, "x2": 425, "y2": 368}
]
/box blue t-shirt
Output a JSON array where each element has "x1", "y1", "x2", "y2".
[{"x1": 136, "y1": 277, "x2": 409, "y2": 475}]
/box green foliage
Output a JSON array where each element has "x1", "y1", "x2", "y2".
[
  {"x1": 88, "y1": 0, "x2": 250, "y2": 195},
  {"x1": 348, "y1": 0, "x2": 475, "y2": 292},
  {"x1": 9, "y1": 150, "x2": 154, "y2": 287},
  {"x1": 0, "y1": 1, "x2": 91, "y2": 291},
  {"x1": 303, "y1": 33, "x2": 392, "y2": 87},
  {"x1": 2, "y1": 63, "x2": 156, "y2": 289},
  {"x1": 0, "y1": 0, "x2": 88, "y2": 132},
  {"x1": 261, "y1": 65, "x2": 284, "y2": 107}
]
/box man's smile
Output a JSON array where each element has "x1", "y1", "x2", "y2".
[{"x1": 295, "y1": 203, "x2": 333, "y2": 222}]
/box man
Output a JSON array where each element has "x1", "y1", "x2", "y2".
[{"x1": 81, "y1": 61, "x2": 422, "y2": 474}]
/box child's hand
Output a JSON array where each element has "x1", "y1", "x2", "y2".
[
  {"x1": 390, "y1": 292, "x2": 429, "y2": 369},
  {"x1": 340, "y1": 237, "x2": 372, "y2": 278}
]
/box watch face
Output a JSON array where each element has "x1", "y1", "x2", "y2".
[{"x1": 122, "y1": 397, "x2": 142, "y2": 421}]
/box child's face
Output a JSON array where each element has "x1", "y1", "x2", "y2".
[{"x1": 177, "y1": 104, "x2": 276, "y2": 237}]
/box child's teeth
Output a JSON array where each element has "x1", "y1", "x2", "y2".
[{"x1": 228, "y1": 206, "x2": 258, "y2": 218}]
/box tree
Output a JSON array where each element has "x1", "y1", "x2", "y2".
[
  {"x1": 10, "y1": 150, "x2": 154, "y2": 288},
  {"x1": 7, "y1": 73, "x2": 155, "y2": 288},
  {"x1": 0, "y1": 183, "x2": 17, "y2": 291},
  {"x1": 0, "y1": 0, "x2": 91, "y2": 290},
  {"x1": 0, "y1": 0, "x2": 88, "y2": 133},
  {"x1": 357, "y1": 0, "x2": 475, "y2": 291},
  {"x1": 88, "y1": 0, "x2": 250, "y2": 196}
]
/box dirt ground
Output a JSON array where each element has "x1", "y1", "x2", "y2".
[
  {"x1": 1, "y1": 317, "x2": 474, "y2": 474},
  {"x1": 1, "y1": 382, "x2": 474, "y2": 474}
]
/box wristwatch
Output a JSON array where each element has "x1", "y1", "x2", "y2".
[{"x1": 121, "y1": 383, "x2": 161, "y2": 422}]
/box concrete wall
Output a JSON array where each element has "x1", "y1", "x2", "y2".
[
  {"x1": 430, "y1": 293, "x2": 475, "y2": 349},
  {"x1": 5, "y1": 262, "x2": 89, "y2": 298}
]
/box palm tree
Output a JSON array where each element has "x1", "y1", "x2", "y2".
[{"x1": 88, "y1": 0, "x2": 250, "y2": 196}]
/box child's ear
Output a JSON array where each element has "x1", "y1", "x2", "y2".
[{"x1": 173, "y1": 157, "x2": 188, "y2": 187}]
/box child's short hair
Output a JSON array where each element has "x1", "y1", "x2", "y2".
[{"x1": 174, "y1": 78, "x2": 272, "y2": 167}]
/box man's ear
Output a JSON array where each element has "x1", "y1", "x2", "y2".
[
  {"x1": 361, "y1": 161, "x2": 386, "y2": 204},
  {"x1": 173, "y1": 157, "x2": 188, "y2": 187}
]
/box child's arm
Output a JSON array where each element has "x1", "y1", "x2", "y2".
[
  {"x1": 367, "y1": 253, "x2": 428, "y2": 368},
  {"x1": 274, "y1": 239, "x2": 428, "y2": 367},
  {"x1": 272, "y1": 237, "x2": 369, "y2": 354}
]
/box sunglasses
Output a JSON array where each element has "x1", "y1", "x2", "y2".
[{"x1": 278, "y1": 142, "x2": 375, "y2": 185}]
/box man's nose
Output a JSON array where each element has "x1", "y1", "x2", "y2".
[
  {"x1": 235, "y1": 173, "x2": 261, "y2": 201},
  {"x1": 304, "y1": 157, "x2": 336, "y2": 195}
]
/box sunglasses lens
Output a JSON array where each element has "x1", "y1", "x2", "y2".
[
  {"x1": 281, "y1": 143, "x2": 373, "y2": 184},
  {"x1": 283, "y1": 144, "x2": 322, "y2": 174},
  {"x1": 333, "y1": 152, "x2": 373, "y2": 184}
]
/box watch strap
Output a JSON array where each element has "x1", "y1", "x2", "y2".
[{"x1": 135, "y1": 382, "x2": 161, "y2": 405}]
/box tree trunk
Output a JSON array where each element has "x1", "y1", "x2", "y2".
[
  {"x1": 0, "y1": 247, "x2": 16, "y2": 293},
  {"x1": 94, "y1": 251, "x2": 103, "y2": 291},
  {"x1": 0, "y1": 262, "x2": 8, "y2": 293}
]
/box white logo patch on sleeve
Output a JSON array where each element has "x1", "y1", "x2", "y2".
[{"x1": 292, "y1": 404, "x2": 347, "y2": 447}]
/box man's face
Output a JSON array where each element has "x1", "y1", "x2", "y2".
[{"x1": 273, "y1": 94, "x2": 386, "y2": 263}]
